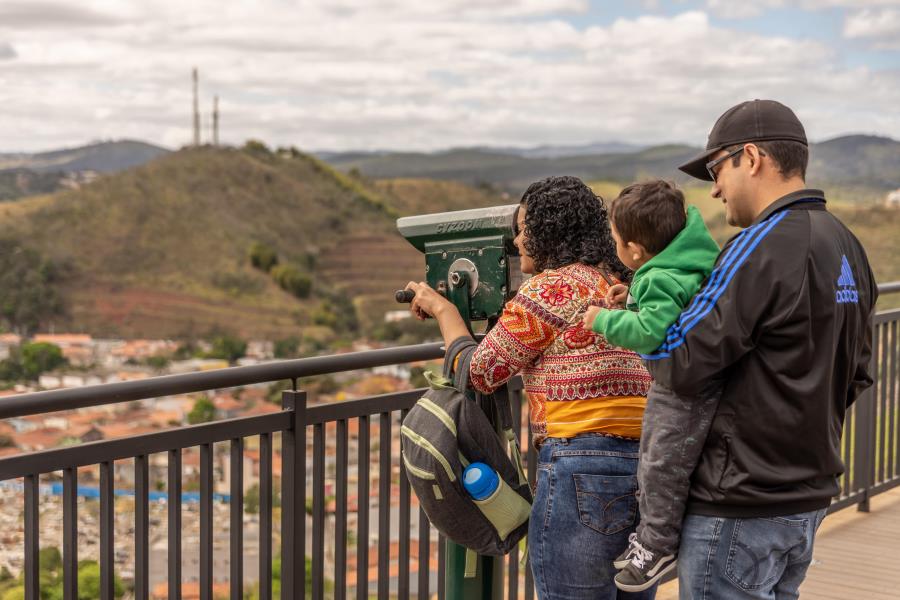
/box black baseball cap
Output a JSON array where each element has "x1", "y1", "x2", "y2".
[{"x1": 678, "y1": 99, "x2": 808, "y2": 181}]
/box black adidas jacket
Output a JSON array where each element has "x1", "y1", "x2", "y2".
[{"x1": 643, "y1": 189, "x2": 877, "y2": 518}]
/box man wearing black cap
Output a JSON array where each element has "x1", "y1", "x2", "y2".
[{"x1": 638, "y1": 100, "x2": 878, "y2": 598}]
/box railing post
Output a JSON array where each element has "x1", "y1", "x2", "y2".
[
  {"x1": 281, "y1": 390, "x2": 307, "y2": 599},
  {"x1": 855, "y1": 324, "x2": 879, "y2": 512}
]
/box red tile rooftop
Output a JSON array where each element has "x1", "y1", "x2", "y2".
[
  {"x1": 152, "y1": 581, "x2": 230, "y2": 599},
  {"x1": 14, "y1": 427, "x2": 69, "y2": 450},
  {"x1": 33, "y1": 334, "x2": 93, "y2": 345}
]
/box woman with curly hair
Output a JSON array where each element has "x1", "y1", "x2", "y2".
[{"x1": 405, "y1": 176, "x2": 656, "y2": 599}]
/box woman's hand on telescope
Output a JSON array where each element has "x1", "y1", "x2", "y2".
[
  {"x1": 405, "y1": 281, "x2": 452, "y2": 321},
  {"x1": 405, "y1": 281, "x2": 471, "y2": 347}
]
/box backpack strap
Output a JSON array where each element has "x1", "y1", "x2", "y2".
[
  {"x1": 505, "y1": 427, "x2": 528, "y2": 487},
  {"x1": 464, "y1": 548, "x2": 478, "y2": 578},
  {"x1": 443, "y1": 335, "x2": 478, "y2": 391},
  {"x1": 445, "y1": 336, "x2": 527, "y2": 486}
]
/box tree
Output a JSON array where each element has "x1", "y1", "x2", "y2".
[
  {"x1": 245, "y1": 483, "x2": 260, "y2": 515},
  {"x1": 311, "y1": 301, "x2": 338, "y2": 329},
  {"x1": 273, "y1": 337, "x2": 300, "y2": 359},
  {"x1": 207, "y1": 334, "x2": 247, "y2": 364},
  {"x1": 242, "y1": 139, "x2": 272, "y2": 157},
  {"x1": 187, "y1": 396, "x2": 216, "y2": 424},
  {"x1": 248, "y1": 242, "x2": 279, "y2": 273},
  {"x1": 76, "y1": 561, "x2": 124, "y2": 599},
  {"x1": 0, "y1": 342, "x2": 66, "y2": 383},
  {"x1": 270, "y1": 265, "x2": 312, "y2": 299},
  {"x1": 0, "y1": 238, "x2": 66, "y2": 335},
  {"x1": 145, "y1": 355, "x2": 170, "y2": 372},
  {"x1": 20, "y1": 342, "x2": 66, "y2": 380}
]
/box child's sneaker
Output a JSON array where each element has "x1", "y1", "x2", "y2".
[
  {"x1": 614, "y1": 541, "x2": 676, "y2": 592},
  {"x1": 612, "y1": 533, "x2": 639, "y2": 569}
]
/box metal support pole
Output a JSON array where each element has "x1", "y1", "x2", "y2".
[{"x1": 443, "y1": 270, "x2": 504, "y2": 600}]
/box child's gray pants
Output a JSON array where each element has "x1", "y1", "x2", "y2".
[{"x1": 636, "y1": 381, "x2": 722, "y2": 556}]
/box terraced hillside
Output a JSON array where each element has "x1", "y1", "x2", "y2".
[{"x1": 1, "y1": 147, "x2": 503, "y2": 339}]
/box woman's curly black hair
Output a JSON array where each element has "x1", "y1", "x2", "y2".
[{"x1": 519, "y1": 175, "x2": 630, "y2": 280}]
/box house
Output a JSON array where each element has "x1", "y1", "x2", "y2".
[
  {"x1": 212, "y1": 394, "x2": 244, "y2": 419},
  {"x1": 0, "y1": 334, "x2": 22, "y2": 360},
  {"x1": 886, "y1": 188, "x2": 900, "y2": 207},
  {"x1": 33, "y1": 334, "x2": 95, "y2": 367},
  {"x1": 15, "y1": 428, "x2": 69, "y2": 451},
  {"x1": 152, "y1": 581, "x2": 230, "y2": 599}
]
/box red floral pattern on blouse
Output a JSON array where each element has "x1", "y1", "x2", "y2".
[
  {"x1": 538, "y1": 280, "x2": 573, "y2": 306},
  {"x1": 562, "y1": 326, "x2": 596, "y2": 350}
]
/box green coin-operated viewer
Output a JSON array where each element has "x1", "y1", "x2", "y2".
[
  {"x1": 396, "y1": 205, "x2": 527, "y2": 600},
  {"x1": 395, "y1": 204, "x2": 525, "y2": 325}
]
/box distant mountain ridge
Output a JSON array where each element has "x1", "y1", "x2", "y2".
[
  {"x1": 321, "y1": 134, "x2": 900, "y2": 196},
  {"x1": 2, "y1": 135, "x2": 897, "y2": 203},
  {"x1": 0, "y1": 140, "x2": 170, "y2": 174}
]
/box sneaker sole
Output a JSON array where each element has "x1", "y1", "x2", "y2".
[{"x1": 614, "y1": 560, "x2": 677, "y2": 592}]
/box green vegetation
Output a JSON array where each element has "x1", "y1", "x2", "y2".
[
  {"x1": 0, "y1": 548, "x2": 125, "y2": 599},
  {"x1": 0, "y1": 238, "x2": 66, "y2": 335},
  {"x1": 187, "y1": 396, "x2": 216, "y2": 424},
  {"x1": 0, "y1": 170, "x2": 65, "y2": 202},
  {"x1": 248, "y1": 241, "x2": 279, "y2": 272},
  {"x1": 145, "y1": 354, "x2": 171, "y2": 372},
  {"x1": 206, "y1": 334, "x2": 247, "y2": 364},
  {"x1": 271, "y1": 264, "x2": 312, "y2": 299},
  {"x1": 273, "y1": 336, "x2": 300, "y2": 358},
  {"x1": 0, "y1": 342, "x2": 67, "y2": 382}
]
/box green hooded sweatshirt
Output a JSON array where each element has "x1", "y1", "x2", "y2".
[{"x1": 592, "y1": 205, "x2": 720, "y2": 354}]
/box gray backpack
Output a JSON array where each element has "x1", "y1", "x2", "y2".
[{"x1": 400, "y1": 337, "x2": 531, "y2": 557}]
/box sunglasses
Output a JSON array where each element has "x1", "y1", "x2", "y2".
[{"x1": 705, "y1": 146, "x2": 745, "y2": 182}]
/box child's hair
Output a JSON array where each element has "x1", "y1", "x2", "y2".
[{"x1": 609, "y1": 180, "x2": 686, "y2": 254}]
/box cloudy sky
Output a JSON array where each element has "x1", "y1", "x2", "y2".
[{"x1": 1, "y1": 0, "x2": 899, "y2": 153}]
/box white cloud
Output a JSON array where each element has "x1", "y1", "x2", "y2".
[
  {"x1": 0, "y1": 2, "x2": 898, "y2": 152},
  {"x1": 844, "y1": 8, "x2": 900, "y2": 48},
  {"x1": 705, "y1": 0, "x2": 900, "y2": 19}
]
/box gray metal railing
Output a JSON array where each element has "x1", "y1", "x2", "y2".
[{"x1": 0, "y1": 285, "x2": 897, "y2": 600}]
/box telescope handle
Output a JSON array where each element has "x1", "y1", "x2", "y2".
[{"x1": 395, "y1": 289, "x2": 416, "y2": 303}]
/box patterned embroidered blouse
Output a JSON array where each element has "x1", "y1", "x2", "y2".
[{"x1": 468, "y1": 263, "x2": 651, "y2": 446}]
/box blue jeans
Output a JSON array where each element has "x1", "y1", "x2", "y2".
[
  {"x1": 677, "y1": 508, "x2": 828, "y2": 600},
  {"x1": 529, "y1": 434, "x2": 657, "y2": 600}
]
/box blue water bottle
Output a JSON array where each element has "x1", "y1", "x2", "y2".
[
  {"x1": 463, "y1": 462, "x2": 499, "y2": 500},
  {"x1": 462, "y1": 461, "x2": 530, "y2": 540}
]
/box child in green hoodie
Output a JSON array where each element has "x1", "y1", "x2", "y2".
[{"x1": 582, "y1": 180, "x2": 722, "y2": 593}]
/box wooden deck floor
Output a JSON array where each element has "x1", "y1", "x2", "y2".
[{"x1": 656, "y1": 486, "x2": 900, "y2": 599}]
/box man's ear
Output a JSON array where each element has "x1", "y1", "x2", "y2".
[{"x1": 745, "y1": 143, "x2": 763, "y2": 176}]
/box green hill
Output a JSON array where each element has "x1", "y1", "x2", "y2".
[
  {"x1": 2, "y1": 142, "x2": 893, "y2": 342},
  {"x1": 0, "y1": 145, "x2": 502, "y2": 339}
]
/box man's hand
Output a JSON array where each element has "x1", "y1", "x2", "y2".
[
  {"x1": 606, "y1": 284, "x2": 629, "y2": 308},
  {"x1": 582, "y1": 305, "x2": 602, "y2": 331}
]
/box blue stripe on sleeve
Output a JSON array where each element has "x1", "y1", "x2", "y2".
[{"x1": 641, "y1": 210, "x2": 789, "y2": 360}]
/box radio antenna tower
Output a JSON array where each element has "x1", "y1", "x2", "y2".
[
  {"x1": 212, "y1": 95, "x2": 219, "y2": 146},
  {"x1": 192, "y1": 67, "x2": 200, "y2": 146}
]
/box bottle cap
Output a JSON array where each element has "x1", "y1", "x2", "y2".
[{"x1": 463, "y1": 462, "x2": 499, "y2": 500}]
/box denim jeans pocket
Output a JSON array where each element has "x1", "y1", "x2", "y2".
[
  {"x1": 725, "y1": 516, "x2": 808, "y2": 591},
  {"x1": 572, "y1": 474, "x2": 637, "y2": 535}
]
